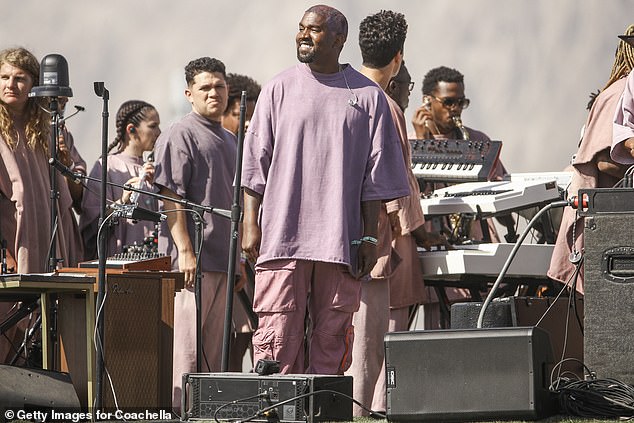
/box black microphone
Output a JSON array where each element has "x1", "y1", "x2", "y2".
[
  {"x1": 110, "y1": 203, "x2": 166, "y2": 223},
  {"x1": 48, "y1": 157, "x2": 83, "y2": 184},
  {"x1": 28, "y1": 54, "x2": 73, "y2": 98}
]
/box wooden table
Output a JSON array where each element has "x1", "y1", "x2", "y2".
[{"x1": 0, "y1": 273, "x2": 95, "y2": 409}]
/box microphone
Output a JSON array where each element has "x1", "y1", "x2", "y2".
[
  {"x1": 28, "y1": 54, "x2": 73, "y2": 98},
  {"x1": 48, "y1": 157, "x2": 83, "y2": 184},
  {"x1": 110, "y1": 203, "x2": 166, "y2": 223},
  {"x1": 130, "y1": 151, "x2": 154, "y2": 205}
]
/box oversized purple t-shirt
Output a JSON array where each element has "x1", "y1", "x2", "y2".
[
  {"x1": 153, "y1": 112, "x2": 237, "y2": 273},
  {"x1": 241, "y1": 63, "x2": 410, "y2": 267}
]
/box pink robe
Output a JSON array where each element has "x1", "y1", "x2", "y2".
[
  {"x1": 386, "y1": 96, "x2": 428, "y2": 310},
  {"x1": 0, "y1": 135, "x2": 83, "y2": 363},
  {"x1": 0, "y1": 137, "x2": 83, "y2": 272},
  {"x1": 549, "y1": 77, "x2": 627, "y2": 293}
]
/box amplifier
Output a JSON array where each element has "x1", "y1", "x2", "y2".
[{"x1": 182, "y1": 373, "x2": 352, "y2": 422}]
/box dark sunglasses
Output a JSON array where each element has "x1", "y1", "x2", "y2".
[{"x1": 431, "y1": 95, "x2": 470, "y2": 109}]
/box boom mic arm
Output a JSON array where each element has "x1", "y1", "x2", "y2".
[{"x1": 48, "y1": 157, "x2": 83, "y2": 184}]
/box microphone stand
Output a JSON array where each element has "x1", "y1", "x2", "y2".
[
  {"x1": 93, "y1": 81, "x2": 109, "y2": 411},
  {"x1": 221, "y1": 91, "x2": 248, "y2": 372},
  {"x1": 47, "y1": 97, "x2": 62, "y2": 272}
]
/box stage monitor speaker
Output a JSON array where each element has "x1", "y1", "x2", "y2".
[
  {"x1": 0, "y1": 365, "x2": 80, "y2": 410},
  {"x1": 182, "y1": 372, "x2": 352, "y2": 422},
  {"x1": 585, "y1": 212, "x2": 634, "y2": 384},
  {"x1": 385, "y1": 327, "x2": 557, "y2": 422}
]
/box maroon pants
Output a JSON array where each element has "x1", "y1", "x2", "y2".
[{"x1": 252, "y1": 259, "x2": 361, "y2": 374}]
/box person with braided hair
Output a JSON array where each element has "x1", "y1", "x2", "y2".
[
  {"x1": 0, "y1": 46, "x2": 83, "y2": 362},
  {"x1": 548, "y1": 26, "x2": 633, "y2": 294},
  {"x1": 79, "y1": 100, "x2": 161, "y2": 260}
]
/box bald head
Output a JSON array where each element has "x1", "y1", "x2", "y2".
[{"x1": 305, "y1": 4, "x2": 348, "y2": 41}]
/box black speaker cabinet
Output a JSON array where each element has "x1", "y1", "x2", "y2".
[
  {"x1": 584, "y1": 211, "x2": 634, "y2": 383},
  {"x1": 182, "y1": 372, "x2": 352, "y2": 422},
  {"x1": 384, "y1": 327, "x2": 557, "y2": 422},
  {"x1": 0, "y1": 365, "x2": 80, "y2": 410}
]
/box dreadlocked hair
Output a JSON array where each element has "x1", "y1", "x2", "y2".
[
  {"x1": 588, "y1": 25, "x2": 634, "y2": 110},
  {"x1": 107, "y1": 100, "x2": 154, "y2": 153},
  {"x1": 603, "y1": 24, "x2": 634, "y2": 91},
  {"x1": 0, "y1": 47, "x2": 50, "y2": 152}
]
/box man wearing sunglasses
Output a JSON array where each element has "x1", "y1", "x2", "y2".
[{"x1": 413, "y1": 66, "x2": 478, "y2": 141}]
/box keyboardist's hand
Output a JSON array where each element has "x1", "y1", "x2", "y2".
[{"x1": 411, "y1": 225, "x2": 450, "y2": 251}]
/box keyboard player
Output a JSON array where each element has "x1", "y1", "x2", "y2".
[
  {"x1": 411, "y1": 66, "x2": 513, "y2": 241},
  {"x1": 410, "y1": 66, "x2": 513, "y2": 328}
]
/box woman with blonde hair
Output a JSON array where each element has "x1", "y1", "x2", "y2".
[{"x1": 0, "y1": 46, "x2": 83, "y2": 362}]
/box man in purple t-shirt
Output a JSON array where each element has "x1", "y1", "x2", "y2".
[
  {"x1": 241, "y1": 5, "x2": 410, "y2": 375},
  {"x1": 153, "y1": 57, "x2": 237, "y2": 409}
]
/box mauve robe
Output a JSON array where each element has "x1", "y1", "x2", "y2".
[
  {"x1": 549, "y1": 77, "x2": 627, "y2": 293},
  {"x1": 0, "y1": 137, "x2": 83, "y2": 272},
  {"x1": 0, "y1": 134, "x2": 83, "y2": 362},
  {"x1": 386, "y1": 96, "x2": 428, "y2": 309}
]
